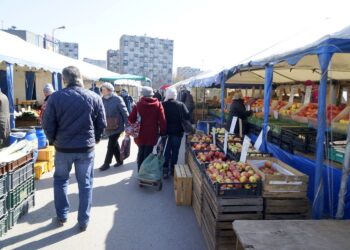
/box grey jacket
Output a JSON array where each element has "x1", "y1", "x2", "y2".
[{"x1": 102, "y1": 93, "x2": 129, "y2": 136}]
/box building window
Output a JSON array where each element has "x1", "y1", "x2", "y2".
[
  {"x1": 135, "y1": 41, "x2": 139, "y2": 47},
  {"x1": 145, "y1": 43, "x2": 149, "y2": 48},
  {"x1": 123, "y1": 60, "x2": 128, "y2": 66},
  {"x1": 124, "y1": 41, "x2": 128, "y2": 46},
  {"x1": 140, "y1": 47, "x2": 144, "y2": 52},
  {"x1": 123, "y1": 52, "x2": 128, "y2": 56}
]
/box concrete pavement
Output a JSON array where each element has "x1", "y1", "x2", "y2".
[{"x1": 0, "y1": 136, "x2": 206, "y2": 250}]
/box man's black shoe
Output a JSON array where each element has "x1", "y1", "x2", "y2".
[
  {"x1": 99, "y1": 164, "x2": 110, "y2": 171},
  {"x1": 57, "y1": 217, "x2": 67, "y2": 227},
  {"x1": 79, "y1": 224, "x2": 87, "y2": 232},
  {"x1": 114, "y1": 161, "x2": 123, "y2": 168}
]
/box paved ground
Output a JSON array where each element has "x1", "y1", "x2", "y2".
[{"x1": 0, "y1": 136, "x2": 206, "y2": 250}]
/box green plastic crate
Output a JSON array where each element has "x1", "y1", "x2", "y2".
[
  {"x1": 0, "y1": 213, "x2": 8, "y2": 237},
  {"x1": 0, "y1": 174, "x2": 7, "y2": 198},
  {"x1": 8, "y1": 193, "x2": 35, "y2": 229},
  {"x1": 7, "y1": 161, "x2": 34, "y2": 191},
  {"x1": 7, "y1": 177, "x2": 35, "y2": 209},
  {"x1": 0, "y1": 195, "x2": 6, "y2": 219},
  {"x1": 328, "y1": 147, "x2": 345, "y2": 164}
]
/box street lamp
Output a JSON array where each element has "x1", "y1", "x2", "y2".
[{"x1": 52, "y1": 26, "x2": 65, "y2": 52}]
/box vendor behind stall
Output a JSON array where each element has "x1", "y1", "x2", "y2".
[
  {"x1": 39, "y1": 83, "x2": 55, "y2": 124},
  {"x1": 226, "y1": 91, "x2": 253, "y2": 135},
  {"x1": 0, "y1": 89, "x2": 10, "y2": 148}
]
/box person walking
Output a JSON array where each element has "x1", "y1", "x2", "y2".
[
  {"x1": 42, "y1": 66, "x2": 106, "y2": 232},
  {"x1": 226, "y1": 91, "x2": 253, "y2": 135},
  {"x1": 162, "y1": 88, "x2": 189, "y2": 178},
  {"x1": 0, "y1": 89, "x2": 10, "y2": 148},
  {"x1": 128, "y1": 86, "x2": 166, "y2": 172},
  {"x1": 180, "y1": 87, "x2": 194, "y2": 123},
  {"x1": 120, "y1": 88, "x2": 134, "y2": 113},
  {"x1": 99, "y1": 82, "x2": 129, "y2": 171},
  {"x1": 39, "y1": 83, "x2": 55, "y2": 124}
]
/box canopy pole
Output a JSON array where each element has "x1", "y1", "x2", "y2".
[
  {"x1": 220, "y1": 72, "x2": 226, "y2": 124},
  {"x1": 261, "y1": 64, "x2": 273, "y2": 152},
  {"x1": 336, "y1": 124, "x2": 350, "y2": 219},
  {"x1": 313, "y1": 52, "x2": 333, "y2": 219},
  {"x1": 6, "y1": 63, "x2": 15, "y2": 128}
]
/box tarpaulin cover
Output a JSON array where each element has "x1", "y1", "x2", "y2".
[
  {"x1": 25, "y1": 71, "x2": 36, "y2": 100},
  {"x1": 6, "y1": 63, "x2": 14, "y2": 128},
  {"x1": 249, "y1": 134, "x2": 350, "y2": 219}
]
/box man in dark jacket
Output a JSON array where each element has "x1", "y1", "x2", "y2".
[
  {"x1": 42, "y1": 66, "x2": 106, "y2": 232},
  {"x1": 0, "y1": 89, "x2": 10, "y2": 148},
  {"x1": 226, "y1": 92, "x2": 253, "y2": 135},
  {"x1": 128, "y1": 86, "x2": 166, "y2": 171},
  {"x1": 120, "y1": 88, "x2": 134, "y2": 113},
  {"x1": 162, "y1": 88, "x2": 189, "y2": 178},
  {"x1": 180, "y1": 88, "x2": 194, "y2": 123}
]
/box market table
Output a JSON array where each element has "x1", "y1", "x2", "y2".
[{"x1": 232, "y1": 220, "x2": 350, "y2": 250}]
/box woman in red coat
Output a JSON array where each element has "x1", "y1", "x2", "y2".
[{"x1": 128, "y1": 86, "x2": 166, "y2": 171}]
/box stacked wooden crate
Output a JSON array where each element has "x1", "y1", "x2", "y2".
[
  {"x1": 35, "y1": 146, "x2": 55, "y2": 179},
  {"x1": 187, "y1": 150, "x2": 203, "y2": 226},
  {"x1": 248, "y1": 158, "x2": 310, "y2": 219},
  {"x1": 201, "y1": 177, "x2": 263, "y2": 250},
  {"x1": 174, "y1": 164, "x2": 192, "y2": 206}
]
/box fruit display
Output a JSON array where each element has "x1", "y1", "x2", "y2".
[
  {"x1": 259, "y1": 161, "x2": 281, "y2": 175},
  {"x1": 211, "y1": 127, "x2": 226, "y2": 134},
  {"x1": 195, "y1": 151, "x2": 227, "y2": 164},
  {"x1": 251, "y1": 99, "x2": 264, "y2": 110},
  {"x1": 191, "y1": 143, "x2": 219, "y2": 151},
  {"x1": 217, "y1": 134, "x2": 242, "y2": 144},
  {"x1": 272, "y1": 100, "x2": 287, "y2": 111},
  {"x1": 205, "y1": 160, "x2": 261, "y2": 190},
  {"x1": 339, "y1": 118, "x2": 350, "y2": 124},
  {"x1": 279, "y1": 103, "x2": 302, "y2": 116},
  {"x1": 326, "y1": 104, "x2": 346, "y2": 121},
  {"x1": 188, "y1": 134, "x2": 212, "y2": 144}
]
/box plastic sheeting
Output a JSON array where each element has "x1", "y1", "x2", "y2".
[
  {"x1": 6, "y1": 63, "x2": 14, "y2": 128},
  {"x1": 249, "y1": 133, "x2": 350, "y2": 219},
  {"x1": 25, "y1": 71, "x2": 36, "y2": 100}
]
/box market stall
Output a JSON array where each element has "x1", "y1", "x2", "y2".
[{"x1": 226, "y1": 19, "x2": 350, "y2": 220}]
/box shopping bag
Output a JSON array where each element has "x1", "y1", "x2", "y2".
[
  {"x1": 120, "y1": 135, "x2": 131, "y2": 160},
  {"x1": 125, "y1": 112, "x2": 141, "y2": 138},
  {"x1": 138, "y1": 138, "x2": 165, "y2": 181}
]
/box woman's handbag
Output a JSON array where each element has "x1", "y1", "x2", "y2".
[
  {"x1": 120, "y1": 135, "x2": 131, "y2": 160},
  {"x1": 125, "y1": 112, "x2": 141, "y2": 138},
  {"x1": 106, "y1": 117, "x2": 119, "y2": 130},
  {"x1": 178, "y1": 103, "x2": 194, "y2": 133}
]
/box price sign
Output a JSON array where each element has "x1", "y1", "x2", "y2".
[
  {"x1": 273, "y1": 110, "x2": 279, "y2": 120},
  {"x1": 229, "y1": 116, "x2": 238, "y2": 134},
  {"x1": 240, "y1": 136, "x2": 251, "y2": 163},
  {"x1": 304, "y1": 86, "x2": 312, "y2": 105},
  {"x1": 223, "y1": 131, "x2": 228, "y2": 155},
  {"x1": 254, "y1": 126, "x2": 271, "y2": 150},
  {"x1": 212, "y1": 129, "x2": 216, "y2": 145},
  {"x1": 207, "y1": 123, "x2": 210, "y2": 135},
  {"x1": 247, "y1": 105, "x2": 251, "y2": 111},
  {"x1": 289, "y1": 87, "x2": 296, "y2": 103}
]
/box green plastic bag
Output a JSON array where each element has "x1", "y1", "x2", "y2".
[{"x1": 138, "y1": 153, "x2": 164, "y2": 181}]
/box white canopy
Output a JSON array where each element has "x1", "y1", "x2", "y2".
[{"x1": 0, "y1": 30, "x2": 119, "y2": 80}]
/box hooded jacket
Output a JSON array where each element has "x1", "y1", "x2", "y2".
[
  {"x1": 43, "y1": 84, "x2": 107, "y2": 153},
  {"x1": 0, "y1": 91, "x2": 10, "y2": 147},
  {"x1": 162, "y1": 99, "x2": 189, "y2": 137},
  {"x1": 128, "y1": 97, "x2": 166, "y2": 146},
  {"x1": 226, "y1": 99, "x2": 253, "y2": 134}
]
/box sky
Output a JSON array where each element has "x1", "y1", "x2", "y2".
[{"x1": 1, "y1": 0, "x2": 350, "y2": 72}]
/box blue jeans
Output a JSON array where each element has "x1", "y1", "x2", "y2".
[
  {"x1": 163, "y1": 135, "x2": 182, "y2": 175},
  {"x1": 54, "y1": 151, "x2": 95, "y2": 226}
]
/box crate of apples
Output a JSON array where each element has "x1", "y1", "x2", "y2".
[
  {"x1": 191, "y1": 143, "x2": 219, "y2": 151},
  {"x1": 205, "y1": 160, "x2": 262, "y2": 196},
  {"x1": 279, "y1": 103, "x2": 302, "y2": 116},
  {"x1": 259, "y1": 161, "x2": 281, "y2": 175},
  {"x1": 188, "y1": 134, "x2": 212, "y2": 144},
  {"x1": 195, "y1": 151, "x2": 227, "y2": 164}
]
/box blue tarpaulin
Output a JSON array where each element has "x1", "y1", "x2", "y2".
[
  {"x1": 0, "y1": 70, "x2": 7, "y2": 95},
  {"x1": 25, "y1": 71, "x2": 36, "y2": 100},
  {"x1": 6, "y1": 63, "x2": 15, "y2": 128}
]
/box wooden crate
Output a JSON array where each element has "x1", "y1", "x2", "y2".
[
  {"x1": 248, "y1": 158, "x2": 308, "y2": 198},
  {"x1": 201, "y1": 178, "x2": 263, "y2": 250},
  {"x1": 186, "y1": 150, "x2": 203, "y2": 227},
  {"x1": 174, "y1": 164, "x2": 192, "y2": 206},
  {"x1": 37, "y1": 146, "x2": 55, "y2": 161},
  {"x1": 263, "y1": 197, "x2": 310, "y2": 220}
]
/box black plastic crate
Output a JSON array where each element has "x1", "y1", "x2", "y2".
[
  {"x1": 7, "y1": 161, "x2": 34, "y2": 192},
  {"x1": 0, "y1": 195, "x2": 6, "y2": 219},
  {"x1": 0, "y1": 174, "x2": 7, "y2": 198},
  {"x1": 281, "y1": 127, "x2": 317, "y2": 153},
  {"x1": 204, "y1": 172, "x2": 262, "y2": 197},
  {"x1": 0, "y1": 213, "x2": 8, "y2": 237},
  {"x1": 280, "y1": 141, "x2": 293, "y2": 154},
  {"x1": 8, "y1": 193, "x2": 35, "y2": 229},
  {"x1": 7, "y1": 177, "x2": 35, "y2": 209},
  {"x1": 308, "y1": 132, "x2": 347, "y2": 154}
]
